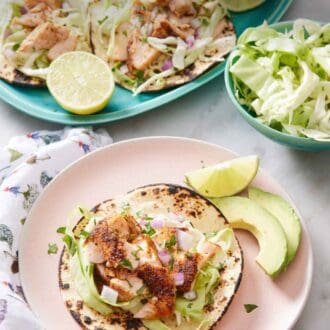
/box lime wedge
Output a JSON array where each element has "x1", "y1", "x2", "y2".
[
  {"x1": 185, "y1": 155, "x2": 259, "y2": 197},
  {"x1": 220, "y1": 0, "x2": 265, "y2": 12},
  {"x1": 47, "y1": 52, "x2": 114, "y2": 115}
]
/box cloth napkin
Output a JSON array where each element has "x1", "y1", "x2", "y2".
[{"x1": 0, "y1": 127, "x2": 112, "y2": 329}]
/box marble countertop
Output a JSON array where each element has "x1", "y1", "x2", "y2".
[{"x1": 0, "y1": 1, "x2": 329, "y2": 329}]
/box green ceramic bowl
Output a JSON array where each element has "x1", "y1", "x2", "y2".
[{"x1": 225, "y1": 21, "x2": 330, "y2": 151}]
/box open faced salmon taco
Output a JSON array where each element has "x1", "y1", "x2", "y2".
[
  {"x1": 58, "y1": 184, "x2": 243, "y2": 330},
  {"x1": 0, "y1": 0, "x2": 91, "y2": 86},
  {"x1": 90, "y1": 0, "x2": 236, "y2": 94}
]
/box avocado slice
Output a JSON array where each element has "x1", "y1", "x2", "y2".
[
  {"x1": 213, "y1": 196, "x2": 288, "y2": 278},
  {"x1": 248, "y1": 187, "x2": 301, "y2": 265}
]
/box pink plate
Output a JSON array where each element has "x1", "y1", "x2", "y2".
[{"x1": 19, "y1": 137, "x2": 313, "y2": 330}]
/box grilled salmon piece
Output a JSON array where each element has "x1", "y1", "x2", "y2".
[
  {"x1": 152, "y1": 16, "x2": 194, "y2": 41},
  {"x1": 131, "y1": 235, "x2": 162, "y2": 267},
  {"x1": 85, "y1": 215, "x2": 141, "y2": 266},
  {"x1": 18, "y1": 22, "x2": 69, "y2": 52},
  {"x1": 48, "y1": 34, "x2": 78, "y2": 60},
  {"x1": 12, "y1": 11, "x2": 48, "y2": 28},
  {"x1": 127, "y1": 30, "x2": 159, "y2": 71},
  {"x1": 109, "y1": 275, "x2": 144, "y2": 302},
  {"x1": 135, "y1": 264, "x2": 175, "y2": 319},
  {"x1": 85, "y1": 219, "x2": 126, "y2": 266},
  {"x1": 173, "y1": 252, "x2": 198, "y2": 293},
  {"x1": 110, "y1": 23, "x2": 133, "y2": 62}
]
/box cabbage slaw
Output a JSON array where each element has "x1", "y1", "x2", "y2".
[
  {"x1": 92, "y1": 0, "x2": 235, "y2": 94},
  {"x1": 229, "y1": 19, "x2": 330, "y2": 141}
]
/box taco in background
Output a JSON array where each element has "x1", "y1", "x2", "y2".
[
  {"x1": 58, "y1": 184, "x2": 243, "y2": 330},
  {"x1": 0, "y1": 0, "x2": 91, "y2": 86},
  {"x1": 90, "y1": 0, "x2": 236, "y2": 94}
]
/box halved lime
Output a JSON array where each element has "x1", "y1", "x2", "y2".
[
  {"x1": 185, "y1": 155, "x2": 259, "y2": 197},
  {"x1": 220, "y1": 0, "x2": 265, "y2": 12},
  {"x1": 47, "y1": 52, "x2": 114, "y2": 115}
]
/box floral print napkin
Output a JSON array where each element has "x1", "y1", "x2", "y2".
[{"x1": 0, "y1": 127, "x2": 112, "y2": 329}]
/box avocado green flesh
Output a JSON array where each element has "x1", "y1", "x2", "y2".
[
  {"x1": 248, "y1": 187, "x2": 301, "y2": 265},
  {"x1": 213, "y1": 196, "x2": 288, "y2": 278}
]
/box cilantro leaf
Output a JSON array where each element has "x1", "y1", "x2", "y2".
[
  {"x1": 120, "y1": 259, "x2": 133, "y2": 270},
  {"x1": 142, "y1": 222, "x2": 156, "y2": 237},
  {"x1": 56, "y1": 226, "x2": 66, "y2": 234},
  {"x1": 47, "y1": 243, "x2": 58, "y2": 255},
  {"x1": 165, "y1": 234, "x2": 177, "y2": 249},
  {"x1": 244, "y1": 304, "x2": 258, "y2": 313}
]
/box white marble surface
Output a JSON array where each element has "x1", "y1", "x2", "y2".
[{"x1": 0, "y1": 1, "x2": 329, "y2": 329}]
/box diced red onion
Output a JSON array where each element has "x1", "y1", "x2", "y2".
[
  {"x1": 151, "y1": 217, "x2": 164, "y2": 229},
  {"x1": 20, "y1": 6, "x2": 28, "y2": 15},
  {"x1": 174, "y1": 272, "x2": 184, "y2": 286},
  {"x1": 186, "y1": 35, "x2": 195, "y2": 48},
  {"x1": 161, "y1": 59, "x2": 173, "y2": 71},
  {"x1": 177, "y1": 230, "x2": 195, "y2": 251},
  {"x1": 158, "y1": 250, "x2": 171, "y2": 265},
  {"x1": 139, "y1": 219, "x2": 146, "y2": 227},
  {"x1": 183, "y1": 291, "x2": 197, "y2": 300}
]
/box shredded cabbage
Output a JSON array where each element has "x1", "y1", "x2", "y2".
[
  {"x1": 230, "y1": 20, "x2": 330, "y2": 141},
  {"x1": 175, "y1": 265, "x2": 219, "y2": 321}
]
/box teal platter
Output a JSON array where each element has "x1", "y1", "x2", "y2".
[
  {"x1": 0, "y1": 0, "x2": 293, "y2": 125},
  {"x1": 225, "y1": 21, "x2": 330, "y2": 151}
]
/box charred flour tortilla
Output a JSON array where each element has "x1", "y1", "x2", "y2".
[
  {"x1": 59, "y1": 184, "x2": 243, "y2": 330},
  {"x1": 0, "y1": 0, "x2": 91, "y2": 86},
  {"x1": 90, "y1": 0, "x2": 236, "y2": 93}
]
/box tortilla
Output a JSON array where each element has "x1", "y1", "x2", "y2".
[
  {"x1": 59, "y1": 184, "x2": 243, "y2": 330},
  {"x1": 0, "y1": 0, "x2": 91, "y2": 87},
  {"x1": 89, "y1": 0, "x2": 236, "y2": 92},
  {"x1": 0, "y1": 54, "x2": 45, "y2": 87}
]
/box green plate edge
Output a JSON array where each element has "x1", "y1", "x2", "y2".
[
  {"x1": 0, "y1": 0, "x2": 293, "y2": 125},
  {"x1": 225, "y1": 20, "x2": 330, "y2": 151}
]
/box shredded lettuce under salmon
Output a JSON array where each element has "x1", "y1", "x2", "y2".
[{"x1": 229, "y1": 19, "x2": 330, "y2": 141}]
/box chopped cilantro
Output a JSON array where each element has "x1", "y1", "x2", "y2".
[
  {"x1": 56, "y1": 226, "x2": 66, "y2": 234},
  {"x1": 47, "y1": 243, "x2": 58, "y2": 255},
  {"x1": 135, "y1": 70, "x2": 145, "y2": 85},
  {"x1": 142, "y1": 223, "x2": 156, "y2": 237},
  {"x1": 62, "y1": 235, "x2": 77, "y2": 256},
  {"x1": 123, "y1": 30, "x2": 128, "y2": 37},
  {"x1": 120, "y1": 259, "x2": 133, "y2": 270},
  {"x1": 187, "y1": 302, "x2": 193, "y2": 308},
  {"x1": 12, "y1": 44, "x2": 20, "y2": 51},
  {"x1": 80, "y1": 230, "x2": 90, "y2": 239},
  {"x1": 98, "y1": 16, "x2": 108, "y2": 25},
  {"x1": 244, "y1": 304, "x2": 258, "y2": 313},
  {"x1": 201, "y1": 17, "x2": 209, "y2": 26},
  {"x1": 165, "y1": 234, "x2": 177, "y2": 249}
]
